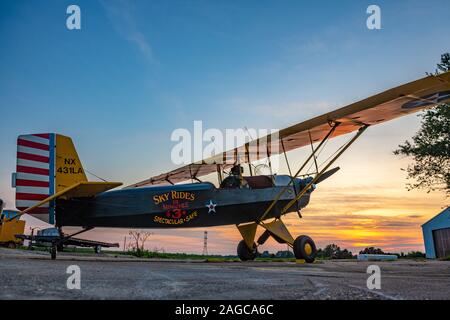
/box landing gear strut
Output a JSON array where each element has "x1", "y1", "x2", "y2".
[
  {"x1": 237, "y1": 240, "x2": 258, "y2": 261},
  {"x1": 293, "y1": 235, "x2": 317, "y2": 263}
]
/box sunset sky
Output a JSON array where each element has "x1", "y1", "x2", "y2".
[{"x1": 1, "y1": 0, "x2": 449, "y2": 255}]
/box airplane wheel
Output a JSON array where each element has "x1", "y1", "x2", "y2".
[
  {"x1": 50, "y1": 246, "x2": 57, "y2": 260},
  {"x1": 293, "y1": 235, "x2": 317, "y2": 263},
  {"x1": 237, "y1": 240, "x2": 257, "y2": 261}
]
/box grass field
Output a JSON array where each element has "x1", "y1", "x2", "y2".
[
  {"x1": 18, "y1": 245, "x2": 301, "y2": 262},
  {"x1": 17, "y1": 245, "x2": 434, "y2": 262}
]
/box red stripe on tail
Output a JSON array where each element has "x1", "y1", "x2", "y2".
[
  {"x1": 33, "y1": 133, "x2": 50, "y2": 139},
  {"x1": 15, "y1": 179, "x2": 49, "y2": 187},
  {"x1": 17, "y1": 152, "x2": 49, "y2": 163},
  {"x1": 18, "y1": 138, "x2": 49, "y2": 151},
  {"x1": 16, "y1": 193, "x2": 49, "y2": 201},
  {"x1": 16, "y1": 165, "x2": 49, "y2": 176}
]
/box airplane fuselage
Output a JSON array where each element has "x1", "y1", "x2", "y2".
[{"x1": 56, "y1": 177, "x2": 312, "y2": 229}]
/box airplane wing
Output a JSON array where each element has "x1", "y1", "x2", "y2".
[{"x1": 128, "y1": 71, "x2": 450, "y2": 188}]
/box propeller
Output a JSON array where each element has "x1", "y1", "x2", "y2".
[{"x1": 315, "y1": 167, "x2": 340, "y2": 184}]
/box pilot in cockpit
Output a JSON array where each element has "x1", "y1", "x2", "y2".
[{"x1": 220, "y1": 164, "x2": 249, "y2": 189}]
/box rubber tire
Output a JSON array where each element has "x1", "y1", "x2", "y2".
[
  {"x1": 50, "y1": 246, "x2": 57, "y2": 260},
  {"x1": 237, "y1": 240, "x2": 258, "y2": 261},
  {"x1": 293, "y1": 235, "x2": 317, "y2": 263},
  {"x1": 95, "y1": 245, "x2": 102, "y2": 254}
]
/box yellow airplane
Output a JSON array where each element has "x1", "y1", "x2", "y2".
[{"x1": 11, "y1": 71, "x2": 450, "y2": 260}]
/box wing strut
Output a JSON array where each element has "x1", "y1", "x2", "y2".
[
  {"x1": 308, "y1": 130, "x2": 319, "y2": 175},
  {"x1": 258, "y1": 121, "x2": 341, "y2": 222},
  {"x1": 282, "y1": 124, "x2": 369, "y2": 216},
  {"x1": 280, "y1": 137, "x2": 299, "y2": 208},
  {"x1": 216, "y1": 165, "x2": 223, "y2": 185},
  {"x1": 254, "y1": 123, "x2": 369, "y2": 247}
]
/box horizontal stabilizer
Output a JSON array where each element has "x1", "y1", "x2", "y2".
[
  {"x1": 15, "y1": 181, "x2": 122, "y2": 218},
  {"x1": 57, "y1": 181, "x2": 122, "y2": 199}
]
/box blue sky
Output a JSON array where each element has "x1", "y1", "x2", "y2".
[{"x1": 1, "y1": 1, "x2": 449, "y2": 253}]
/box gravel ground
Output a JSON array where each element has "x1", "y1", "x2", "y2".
[{"x1": 1, "y1": 247, "x2": 449, "y2": 300}]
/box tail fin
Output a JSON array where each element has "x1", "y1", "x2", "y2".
[{"x1": 13, "y1": 133, "x2": 87, "y2": 223}]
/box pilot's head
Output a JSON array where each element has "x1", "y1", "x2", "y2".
[{"x1": 231, "y1": 165, "x2": 243, "y2": 176}]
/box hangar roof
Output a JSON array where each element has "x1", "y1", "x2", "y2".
[{"x1": 422, "y1": 207, "x2": 450, "y2": 228}]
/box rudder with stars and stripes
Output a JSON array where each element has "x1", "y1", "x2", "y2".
[{"x1": 13, "y1": 133, "x2": 87, "y2": 224}]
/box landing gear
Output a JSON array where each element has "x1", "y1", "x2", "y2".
[
  {"x1": 293, "y1": 235, "x2": 317, "y2": 263},
  {"x1": 237, "y1": 240, "x2": 258, "y2": 261}
]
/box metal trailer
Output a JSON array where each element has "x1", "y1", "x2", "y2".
[{"x1": 16, "y1": 227, "x2": 119, "y2": 258}]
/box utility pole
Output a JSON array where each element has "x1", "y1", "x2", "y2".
[{"x1": 202, "y1": 231, "x2": 208, "y2": 256}]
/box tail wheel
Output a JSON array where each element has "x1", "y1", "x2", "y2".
[
  {"x1": 293, "y1": 235, "x2": 317, "y2": 263},
  {"x1": 237, "y1": 240, "x2": 258, "y2": 261}
]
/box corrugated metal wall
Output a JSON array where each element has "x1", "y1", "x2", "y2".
[{"x1": 433, "y1": 228, "x2": 450, "y2": 258}]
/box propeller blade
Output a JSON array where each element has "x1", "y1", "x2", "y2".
[{"x1": 315, "y1": 167, "x2": 340, "y2": 184}]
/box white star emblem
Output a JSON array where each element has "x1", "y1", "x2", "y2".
[{"x1": 205, "y1": 200, "x2": 217, "y2": 214}]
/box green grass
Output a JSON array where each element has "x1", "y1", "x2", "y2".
[
  {"x1": 124, "y1": 250, "x2": 239, "y2": 261},
  {"x1": 14, "y1": 246, "x2": 328, "y2": 263}
]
